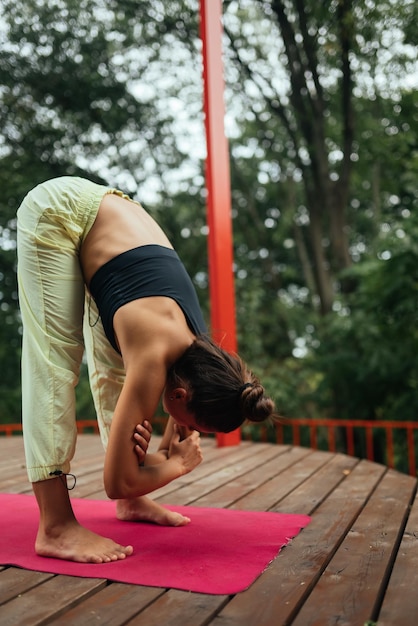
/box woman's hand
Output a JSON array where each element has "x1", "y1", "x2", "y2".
[
  {"x1": 168, "y1": 425, "x2": 203, "y2": 474},
  {"x1": 133, "y1": 420, "x2": 152, "y2": 466}
]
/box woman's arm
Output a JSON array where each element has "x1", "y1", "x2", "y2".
[
  {"x1": 103, "y1": 355, "x2": 202, "y2": 500},
  {"x1": 106, "y1": 428, "x2": 202, "y2": 499}
]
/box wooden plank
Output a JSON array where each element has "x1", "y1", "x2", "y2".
[
  {"x1": 0, "y1": 567, "x2": 54, "y2": 605},
  {"x1": 0, "y1": 477, "x2": 31, "y2": 494},
  {"x1": 213, "y1": 459, "x2": 386, "y2": 626},
  {"x1": 46, "y1": 583, "x2": 166, "y2": 625},
  {"x1": 69, "y1": 436, "x2": 105, "y2": 464},
  {"x1": 378, "y1": 488, "x2": 418, "y2": 625},
  {"x1": 0, "y1": 462, "x2": 28, "y2": 482},
  {"x1": 228, "y1": 449, "x2": 332, "y2": 512},
  {"x1": 273, "y1": 453, "x2": 360, "y2": 516},
  {"x1": 0, "y1": 438, "x2": 26, "y2": 478},
  {"x1": 0, "y1": 438, "x2": 28, "y2": 493},
  {"x1": 194, "y1": 446, "x2": 311, "y2": 509},
  {"x1": 126, "y1": 589, "x2": 228, "y2": 626},
  {"x1": 0, "y1": 436, "x2": 25, "y2": 463},
  {"x1": 0, "y1": 575, "x2": 106, "y2": 626},
  {"x1": 0, "y1": 480, "x2": 33, "y2": 495},
  {"x1": 290, "y1": 469, "x2": 417, "y2": 626}
]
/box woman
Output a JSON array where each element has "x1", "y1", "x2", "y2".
[{"x1": 17, "y1": 176, "x2": 276, "y2": 564}]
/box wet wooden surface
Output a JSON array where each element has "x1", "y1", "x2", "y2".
[{"x1": 0, "y1": 434, "x2": 417, "y2": 625}]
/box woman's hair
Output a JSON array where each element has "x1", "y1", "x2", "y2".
[{"x1": 167, "y1": 335, "x2": 277, "y2": 433}]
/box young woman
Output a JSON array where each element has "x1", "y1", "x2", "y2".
[{"x1": 17, "y1": 176, "x2": 276, "y2": 563}]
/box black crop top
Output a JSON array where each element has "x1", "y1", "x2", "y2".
[{"x1": 89, "y1": 244, "x2": 207, "y2": 353}]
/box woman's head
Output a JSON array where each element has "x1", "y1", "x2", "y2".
[{"x1": 165, "y1": 335, "x2": 276, "y2": 433}]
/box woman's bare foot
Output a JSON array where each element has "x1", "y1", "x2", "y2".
[
  {"x1": 36, "y1": 519, "x2": 133, "y2": 563},
  {"x1": 116, "y1": 495, "x2": 190, "y2": 526},
  {"x1": 32, "y1": 477, "x2": 133, "y2": 564}
]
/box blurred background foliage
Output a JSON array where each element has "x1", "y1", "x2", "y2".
[{"x1": 0, "y1": 0, "x2": 417, "y2": 433}]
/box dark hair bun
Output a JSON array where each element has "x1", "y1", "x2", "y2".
[{"x1": 240, "y1": 383, "x2": 276, "y2": 423}]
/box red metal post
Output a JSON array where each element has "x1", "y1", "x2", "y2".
[
  {"x1": 199, "y1": 0, "x2": 240, "y2": 446},
  {"x1": 386, "y1": 426, "x2": 394, "y2": 468},
  {"x1": 346, "y1": 425, "x2": 355, "y2": 456},
  {"x1": 328, "y1": 426, "x2": 336, "y2": 452},
  {"x1": 366, "y1": 426, "x2": 374, "y2": 462},
  {"x1": 407, "y1": 427, "x2": 416, "y2": 476}
]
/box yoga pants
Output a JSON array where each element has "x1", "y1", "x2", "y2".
[{"x1": 17, "y1": 176, "x2": 132, "y2": 482}]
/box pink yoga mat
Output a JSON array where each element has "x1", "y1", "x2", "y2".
[{"x1": 0, "y1": 493, "x2": 310, "y2": 594}]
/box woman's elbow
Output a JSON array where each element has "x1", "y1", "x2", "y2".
[
  {"x1": 104, "y1": 471, "x2": 128, "y2": 499},
  {"x1": 105, "y1": 483, "x2": 124, "y2": 500},
  {"x1": 104, "y1": 473, "x2": 146, "y2": 500}
]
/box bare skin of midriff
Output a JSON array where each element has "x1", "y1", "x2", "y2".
[{"x1": 33, "y1": 192, "x2": 202, "y2": 563}]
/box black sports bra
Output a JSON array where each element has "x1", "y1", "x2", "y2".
[{"x1": 89, "y1": 244, "x2": 207, "y2": 353}]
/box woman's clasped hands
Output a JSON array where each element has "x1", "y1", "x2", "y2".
[{"x1": 133, "y1": 420, "x2": 202, "y2": 475}]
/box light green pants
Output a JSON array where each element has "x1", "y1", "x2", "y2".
[{"x1": 17, "y1": 177, "x2": 130, "y2": 482}]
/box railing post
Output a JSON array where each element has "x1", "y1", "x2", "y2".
[
  {"x1": 407, "y1": 427, "x2": 416, "y2": 476},
  {"x1": 386, "y1": 426, "x2": 395, "y2": 468}
]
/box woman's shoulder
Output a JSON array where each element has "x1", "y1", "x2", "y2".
[{"x1": 115, "y1": 297, "x2": 195, "y2": 365}]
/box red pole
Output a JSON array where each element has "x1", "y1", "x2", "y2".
[{"x1": 199, "y1": 0, "x2": 240, "y2": 446}]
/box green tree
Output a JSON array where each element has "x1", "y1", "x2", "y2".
[
  {"x1": 220, "y1": 0, "x2": 417, "y2": 419},
  {"x1": 315, "y1": 246, "x2": 418, "y2": 422},
  {"x1": 223, "y1": 0, "x2": 417, "y2": 309}
]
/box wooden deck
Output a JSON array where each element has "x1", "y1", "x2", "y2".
[{"x1": 0, "y1": 434, "x2": 417, "y2": 625}]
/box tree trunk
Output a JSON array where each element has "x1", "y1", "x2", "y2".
[{"x1": 308, "y1": 201, "x2": 334, "y2": 314}]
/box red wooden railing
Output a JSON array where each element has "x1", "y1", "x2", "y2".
[
  {"x1": 242, "y1": 417, "x2": 418, "y2": 477},
  {"x1": 2, "y1": 417, "x2": 417, "y2": 476},
  {"x1": 0, "y1": 421, "x2": 101, "y2": 437}
]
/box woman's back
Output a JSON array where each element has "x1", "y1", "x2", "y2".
[{"x1": 81, "y1": 192, "x2": 173, "y2": 287}]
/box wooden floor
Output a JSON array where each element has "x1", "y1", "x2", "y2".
[{"x1": 0, "y1": 434, "x2": 417, "y2": 626}]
